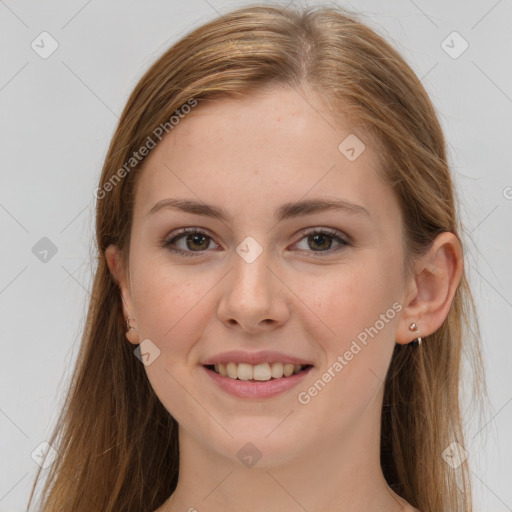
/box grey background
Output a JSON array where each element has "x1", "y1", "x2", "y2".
[{"x1": 1, "y1": 0, "x2": 511, "y2": 510}]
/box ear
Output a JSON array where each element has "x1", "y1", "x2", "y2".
[
  {"x1": 396, "y1": 232, "x2": 464, "y2": 345},
  {"x1": 105, "y1": 244, "x2": 140, "y2": 345}
]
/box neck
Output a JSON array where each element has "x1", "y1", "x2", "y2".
[{"x1": 157, "y1": 394, "x2": 410, "y2": 512}]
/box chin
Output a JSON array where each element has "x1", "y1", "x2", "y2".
[{"x1": 208, "y1": 422, "x2": 312, "y2": 469}]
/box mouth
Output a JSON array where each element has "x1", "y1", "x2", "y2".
[{"x1": 204, "y1": 362, "x2": 314, "y2": 381}]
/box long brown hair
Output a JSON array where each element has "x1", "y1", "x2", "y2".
[{"x1": 28, "y1": 4, "x2": 486, "y2": 511}]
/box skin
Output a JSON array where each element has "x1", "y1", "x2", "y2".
[{"x1": 106, "y1": 84, "x2": 463, "y2": 512}]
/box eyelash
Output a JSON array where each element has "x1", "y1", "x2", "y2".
[{"x1": 162, "y1": 227, "x2": 350, "y2": 258}]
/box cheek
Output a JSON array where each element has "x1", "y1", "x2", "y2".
[
  {"x1": 132, "y1": 262, "x2": 210, "y2": 348},
  {"x1": 130, "y1": 264, "x2": 213, "y2": 421},
  {"x1": 307, "y1": 255, "x2": 402, "y2": 340},
  {"x1": 305, "y1": 255, "x2": 402, "y2": 396}
]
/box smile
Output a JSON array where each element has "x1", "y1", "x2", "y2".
[
  {"x1": 206, "y1": 362, "x2": 312, "y2": 381},
  {"x1": 202, "y1": 363, "x2": 314, "y2": 399}
]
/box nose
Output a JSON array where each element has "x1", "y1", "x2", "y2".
[{"x1": 216, "y1": 248, "x2": 290, "y2": 334}]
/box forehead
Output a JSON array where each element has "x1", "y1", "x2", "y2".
[{"x1": 133, "y1": 86, "x2": 398, "y2": 225}]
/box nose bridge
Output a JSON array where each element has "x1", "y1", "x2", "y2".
[
  {"x1": 217, "y1": 238, "x2": 289, "y2": 330},
  {"x1": 229, "y1": 242, "x2": 274, "y2": 307}
]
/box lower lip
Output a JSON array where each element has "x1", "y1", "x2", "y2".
[{"x1": 203, "y1": 365, "x2": 313, "y2": 399}]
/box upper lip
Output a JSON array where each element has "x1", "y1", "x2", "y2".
[{"x1": 201, "y1": 350, "x2": 314, "y2": 366}]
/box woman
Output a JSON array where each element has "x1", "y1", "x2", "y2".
[{"x1": 28, "y1": 4, "x2": 486, "y2": 511}]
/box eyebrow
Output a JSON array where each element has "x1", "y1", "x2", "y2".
[{"x1": 146, "y1": 197, "x2": 371, "y2": 222}]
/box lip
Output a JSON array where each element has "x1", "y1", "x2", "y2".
[
  {"x1": 201, "y1": 350, "x2": 314, "y2": 366},
  {"x1": 203, "y1": 364, "x2": 313, "y2": 399}
]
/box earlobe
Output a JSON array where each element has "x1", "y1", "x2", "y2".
[
  {"x1": 125, "y1": 316, "x2": 140, "y2": 345},
  {"x1": 105, "y1": 244, "x2": 140, "y2": 345},
  {"x1": 396, "y1": 232, "x2": 463, "y2": 345}
]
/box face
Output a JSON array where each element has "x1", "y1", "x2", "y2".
[{"x1": 111, "y1": 85, "x2": 409, "y2": 466}]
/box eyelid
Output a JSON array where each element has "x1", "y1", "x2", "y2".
[
  {"x1": 295, "y1": 226, "x2": 351, "y2": 245},
  {"x1": 163, "y1": 226, "x2": 351, "y2": 257},
  {"x1": 163, "y1": 227, "x2": 220, "y2": 257},
  {"x1": 290, "y1": 227, "x2": 350, "y2": 256}
]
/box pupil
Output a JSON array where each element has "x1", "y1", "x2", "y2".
[
  {"x1": 310, "y1": 234, "x2": 331, "y2": 250},
  {"x1": 187, "y1": 234, "x2": 208, "y2": 251}
]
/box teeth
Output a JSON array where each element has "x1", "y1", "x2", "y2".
[
  {"x1": 283, "y1": 363, "x2": 294, "y2": 377},
  {"x1": 270, "y1": 362, "x2": 284, "y2": 378},
  {"x1": 226, "y1": 362, "x2": 237, "y2": 379},
  {"x1": 237, "y1": 363, "x2": 253, "y2": 381},
  {"x1": 213, "y1": 362, "x2": 307, "y2": 380},
  {"x1": 253, "y1": 363, "x2": 272, "y2": 381}
]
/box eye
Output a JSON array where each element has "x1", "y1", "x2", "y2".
[
  {"x1": 162, "y1": 227, "x2": 350, "y2": 257},
  {"x1": 163, "y1": 228, "x2": 218, "y2": 257},
  {"x1": 292, "y1": 227, "x2": 350, "y2": 256}
]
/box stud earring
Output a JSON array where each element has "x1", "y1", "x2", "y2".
[
  {"x1": 124, "y1": 316, "x2": 140, "y2": 345},
  {"x1": 408, "y1": 322, "x2": 422, "y2": 346},
  {"x1": 126, "y1": 316, "x2": 135, "y2": 332}
]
